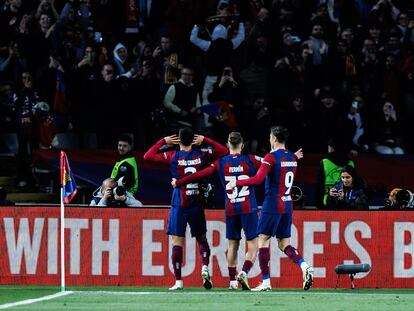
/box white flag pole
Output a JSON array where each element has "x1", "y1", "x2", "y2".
[{"x1": 60, "y1": 187, "x2": 65, "y2": 292}]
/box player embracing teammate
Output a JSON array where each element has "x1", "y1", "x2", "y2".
[
  {"x1": 172, "y1": 132, "x2": 261, "y2": 290},
  {"x1": 145, "y1": 126, "x2": 314, "y2": 291},
  {"x1": 229, "y1": 125, "x2": 314, "y2": 291}
]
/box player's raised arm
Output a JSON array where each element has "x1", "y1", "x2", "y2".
[
  {"x1": 195, "y1": 135, "x2": 228, "y2": 159},
  {"x1": 233, "y1": 154, "x2": 275, "y2": 187},
  {"x1": 143, "y1": 135, "x2": 180, "y2": 164},
  {"x1": 294, "y1": 148, "x2": 304, "y2": 160},
  {"x1": 174, "y1": 162, "x2": 218, "y2": 188}
]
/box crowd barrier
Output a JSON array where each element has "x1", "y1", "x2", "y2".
[{"x1": 0, "y1": 206, "x2": 413, "y2": 288}]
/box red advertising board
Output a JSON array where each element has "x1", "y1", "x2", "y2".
[{"x1": 0, "y1": 207, "x2": 413, "y2": 288}]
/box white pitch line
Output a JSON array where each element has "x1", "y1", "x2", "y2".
[
  {"x1": 73, "y1": 290, "x2": 414, "y2": 297},
  {"x1": 0, "y1": 291, "x2": 73, "y2": 309}
]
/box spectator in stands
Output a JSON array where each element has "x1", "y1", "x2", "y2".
[
  {"x1": 0, "y1": 0, "x2": 24, "y2": 44},
  {"x1": 302, "y1": 23, "x2": 329, "y2": 67},
  {"x1": 283, "y1": 95, "x2": 311, "y2": 152},
  {"x1": 90, "y1": 178, "x2": 142, "y2": 207},
  {"x1": 34, "y1": 0, "x2": 58, "y2": 21},
  {"x1": 371, "y1": 100, "x2": 405, "y2": 155},
  {"x1": 346, "y1": 98, "x2": 369, "y2": 153},
  {"x1": 130, "y1": 57, "x2": 163, "y2": 148},
  {"x1": 0, "y1": 41, "x2": 28, "y2": 85},
  {"x1": 163, "y1": 66, "x2": 203, "y2": 132},
  {"x1": 311, "y1": 3, "x2": 339, "y2": 43},
  {"x1": 309, "y1": 86, "x2": 343, "y2": 152},
  {"x1": 0, "y1": 81, "x2": 15, "y2": 132},
  {"x1": 327, "y1": 165, "x2": 368, "y2": 210},
  {"x1": 152, "y1": 33, "x2": 182, "y2": 94},
  {"x1": 113, "y1": 43, "x2": 135, "y2": 78},
  {"x1": 110, "y1": 134, "x2": 139, "y2": 196},
  {"x1": 190, "y1": 16, "x2": 245, "y2": 130},
  {"x1": 90, "y1": 63, "x2": 121, "y2": 148},
  {"x1": 207, "y1": 65, "x2": 245, "y2": 142},
  {"x1": 315, "y1": 138, "x2": 355, "y2": 209},
  {"x1": 0, "y1": 187, "x2": 15, "y2": 206},
  {"x1": 242, "y1": 94, "x2": 270, "y2": 154},
  {"x1": 13, "y1": 71, "x2": 41, "y2": 187}
]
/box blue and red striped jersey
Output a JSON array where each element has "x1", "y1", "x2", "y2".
[
  {"x1": 169, "y1": 149, "x2": 208, "y2": 207},
  {"x1": 143, "y1": 137, "x2": 227, "y2": 208},
  {"x1": 217, "y1": 154, "x2": 262, "y2": 216},
  {"x1": 262, "y1": 149, "x2": 297, "y2": 214}
]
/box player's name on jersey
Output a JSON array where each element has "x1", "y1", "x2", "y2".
[
  {"x1": 229, "y1": 166, "x2": 244, "y2": 173},
  {"x1": 280, "y1": 161, "x2": 297, "y2": 167},
  {"x1": 281, "y1": 195, "x2": 292, "y2": 202},
  {"x1": 230, "y1": 197, "x2": 246, "y2": 203},
  {"x1": 186, "y1": 189, "x2": 200, "y2": 196},
  {"x1": 178, "y1": 158, "x2": 201, "y2": 166},
  {"x1": 187, "y1": 183, "x2": 198, "y2": 189}
]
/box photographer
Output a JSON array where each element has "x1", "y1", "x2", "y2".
[
  {"x1": 90, "y1": 178, "x2": 142, "y2": 207},
  {"x1": 327, "y1": 166, "x2": 368, "y2": 210}
]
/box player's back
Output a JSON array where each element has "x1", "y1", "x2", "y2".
[
  {"x1": 217, "y1": 154, "x2": 260, "y2": 216},
  {"x1": 170, "y1": 149, "x2": 206, "y2": 208},
  {"x1": 263, "y1": 149, "x2": 297, "y2": 214}
]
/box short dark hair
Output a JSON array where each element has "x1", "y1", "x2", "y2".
[
  {"x1": 179, "y1": 127, "x2": 194, "y2": 146},
  {"x1": 228, "y1": 132, "x2": 243, "y2": 147},
  {"x1": 270, "y1": 126, "x2": 289, "y2": 143},
  {"x1": 118, "y1": 134, "x2": 132, "y2": 145}
]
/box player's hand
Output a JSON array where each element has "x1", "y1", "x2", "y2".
[
  {"x1": 164, "y1": 135, "x2": 180, "y2": 146},
  {"x1": 337, "y1": 189, "x2": 344, "y2": 200},
  {"x1": 192, "y1": 134, "x2": 204, "y2": 145},
  {"x1": 294, "y1": 148, "x2": 303, "y2": 159},
  {"x1": 171, "y1": 178, "x2": 177, "y2": 188}
]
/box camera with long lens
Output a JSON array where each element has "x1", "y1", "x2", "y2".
[
  {"x1": 112, "y1": 185, "x2": 126, "y2": 197},
  {"x1": 385, "y1": 188, "x2": 414, "y2": 209}
]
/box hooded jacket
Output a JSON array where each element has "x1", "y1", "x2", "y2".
[{"x1": 113, "y1": 43, "x2": 133, "y2": 78}]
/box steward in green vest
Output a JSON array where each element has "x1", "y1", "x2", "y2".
[
  {"x1": 315, "y1": 143, "x2": 354, "y2": 208},
  {"x1": 111, "y1": 135, "x2": 139, "y2": 196}
]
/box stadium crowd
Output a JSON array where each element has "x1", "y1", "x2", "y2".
[{"x1": 1, "y1": 0, "x2": 414, "y2": 186}]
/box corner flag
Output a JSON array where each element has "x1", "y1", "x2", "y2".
[{"x1": 60, "y1": 151, "x2": 77, "y2": 203}]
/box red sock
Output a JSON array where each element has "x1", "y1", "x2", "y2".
[
  {"x1": 242, "y1": 260, "x2": 253, "y2": 274},
  {"x1": 284, "y1": 245, "x2": 303, "y2": 264},
  {"x1": 228, "y1": 267, "x2": 237, "y2": 281},
  {"x1": 172, "y1": 245, "x2": 183, "y2": 280},
  {"x1": 199, "y1": 241, "x2": 210, "y2": 266},
  {"x1": 258, "y1": 247, "x2": 270, "y2": 277}
]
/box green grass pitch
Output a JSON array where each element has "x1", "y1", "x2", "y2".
[{"x1": 1, "y1": 286, "x2": 413, "y2": 311}]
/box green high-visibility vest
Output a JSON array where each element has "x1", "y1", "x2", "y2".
[
  {"x1": 322, "y1": 158, "x2": 354, "y2": 206},
  {"x1": 111, "y1": 156, "x2": 138, "y2": 195}
]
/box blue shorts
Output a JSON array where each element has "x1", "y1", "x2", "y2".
[
  {"x1": 226, "y1": 212, "x2": 258, "y2": 241},
  {"x1": 167, "y1": 205, "x2": 207, "y2": 238},
  {"x1": 257, "y1": 212, "x2": 292, "y2": 239}
]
